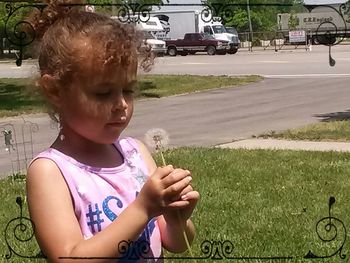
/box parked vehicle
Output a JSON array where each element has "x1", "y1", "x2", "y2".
[
  {"x1": 165, "y1": 33, "x2": 229, "y2": 56},
  {"x1": 277, "y1": 9, "x2": 350, "y2": 45},
  {"x1": 151, "y1": 7, "x2": 240, "y2": 54},
  {"x1": 111, "y1": 16, "x2": 166, "y2": 56},
  {"x1": 143, "y1": 32, "x2": 167, "y2": 56}
]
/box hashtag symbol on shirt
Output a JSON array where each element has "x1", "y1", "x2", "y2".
[{"x1": 86, "y1": 203, "x2": 104, "y2": 234}]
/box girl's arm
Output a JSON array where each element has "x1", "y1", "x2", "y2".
[
  {"x1": 136, "y1": 140, "x2": 199, "y2": 253},
  {"x1": 27, "y1": 159, "x2": 150, "y2": 263},
  {"x1": 27, "y1": 157, "x2": 190, "y2": 263}
]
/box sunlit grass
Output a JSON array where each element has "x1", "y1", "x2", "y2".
[
  {"x1": 259, "y1": 121, "x2": 350, "y2": 142},
  {"x1": 2, "y1": 148, "x2": 350, "y2": 262}
]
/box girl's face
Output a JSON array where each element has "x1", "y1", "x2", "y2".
[{"x1": 59, "y1": 61, "x2": 137, "y2": 144}]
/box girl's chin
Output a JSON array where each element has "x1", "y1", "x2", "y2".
[{"x1": 102, "y1": 133, "x2": 122, "y2": 144}]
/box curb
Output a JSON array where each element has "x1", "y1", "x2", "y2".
[{"x1": 218, "y1": 139, "x2": 350, "y2": 152}]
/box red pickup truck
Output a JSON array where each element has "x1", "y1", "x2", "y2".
[{"x1": 165, "y1": 33, "x2": 229, "y2": 56}]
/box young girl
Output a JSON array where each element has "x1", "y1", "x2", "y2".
[{"x1": 26, "y1": 1, "x2": 199, "y2": 262}]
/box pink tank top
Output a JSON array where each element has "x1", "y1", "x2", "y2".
[{"x1": 31, "y1": 137, "x2": 162, "y2": 262}]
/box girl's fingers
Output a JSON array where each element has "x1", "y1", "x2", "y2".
[
  {"x1": 162, "y1": 169, "x2": 191, "y2": 188},
  {"x1": 181, "y1": 191, "x2": 200, "y2": 201},
  {"x1": 152, "y1": 165, "x2": 174, "y2": 179},
  {"x1": 170, "y1": 185, "x2": 193, "y2": 202},
  {"x1": 164, "y1": 175, "x2": 192, "y2": 198},
  {"x1": 167, "y1": 200, "x2": 190, "y2": 209}
]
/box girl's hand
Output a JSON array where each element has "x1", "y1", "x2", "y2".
[
  {"x1": 163, "y1": 185, "x2": 200, "y2": 225},
  {"x1": 135, "y1": 165, "x2": 193, "y2": 219}
]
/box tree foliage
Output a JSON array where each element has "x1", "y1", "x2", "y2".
[{"x1": 206, "y1": 0, "x2": 305, "y2": 32}]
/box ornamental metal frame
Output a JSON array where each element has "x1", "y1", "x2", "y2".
[
  {"x1": 2, "y1": 1, "x2": 350, "y2": 66},
  {"x1": 3, "y1": 196, "x2": 346, "y2": 261}
]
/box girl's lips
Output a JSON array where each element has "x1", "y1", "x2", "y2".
[
  {"x1": 106, "y1": 116, "x2": 127, "y2": 127},
  {"x1": 106, "y1": 121, "x2": 126, "y2": 126},
  {"x1": 106, "y1": 118, "x2": 127, "y2": 127}
]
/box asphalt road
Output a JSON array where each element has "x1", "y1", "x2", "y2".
[
  {"x1": 1, "y1": 45, "x2": 350, "y2": 176},
  {"x1": 1, "y1": 45, "x2": 350, "y2": 78}
]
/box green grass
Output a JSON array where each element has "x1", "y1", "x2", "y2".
[
  {"x1": 138, "y1": 74, "x2": 262, "y2": 98},
  {"x1": 2, "y1": 148, "x2": 350, "y2": 262},
  {"x1": 0, "y1": 75, "x2": 262, "y2": 118},
  {"x1": 0, "y1": 79, "x2": 45, "y2": 118},
  {"x1": 259, "y1": 120, "x2": 350, "y2": 142}
]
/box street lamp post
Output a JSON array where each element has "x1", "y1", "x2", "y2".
[{"x1": 247, "y1": 0, "x2": 253, "y2": 51}]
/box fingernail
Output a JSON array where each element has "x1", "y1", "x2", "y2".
[
  {"x1": 181, "y1": 194, "x2": 188, "y2": 200},
  {"x1": 188, "y1": 176, "x2": 192, "y2": 182}
]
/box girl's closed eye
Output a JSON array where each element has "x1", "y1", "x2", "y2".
[
  {"x1": 93, "y1": 88, "x2": 112, "y2": 99},
  {"x1": 123, "y1": 88, "x2": 134, "y2": 95},
  {"x1": 96, "y1": 90, "x2": 111, "y2": 96}
]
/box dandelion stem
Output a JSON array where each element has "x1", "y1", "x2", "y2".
[{"x1": 159, "y1": 150, "x2": 194, "y2": 258}]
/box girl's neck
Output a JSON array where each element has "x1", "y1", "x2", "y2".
[{"x1": 52, "y1": 126, "x2": 123, "y2": 168}]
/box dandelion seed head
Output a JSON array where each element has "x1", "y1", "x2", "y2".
[{"x1": 144, "y1": 128, "x2": 169, "y2": 151}]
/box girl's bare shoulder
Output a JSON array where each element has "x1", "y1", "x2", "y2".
[{"x1": 27, "y1": 157, "x2": 63, "y2": 185}]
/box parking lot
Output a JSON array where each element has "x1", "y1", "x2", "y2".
[{"x1": 150, "y1": 44, "x2": 350, "y2": 77}]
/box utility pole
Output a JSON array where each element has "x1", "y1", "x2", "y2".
[
  {"x1": 247, "y1": 0, "x2": 253, "y2": 51},
  {"x1": 112, "y1": 0, "x2": 117, "y2": 16}
]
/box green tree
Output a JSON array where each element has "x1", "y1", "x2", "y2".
[
  {"x1": 288, "y1": 11, "x2": 299, "y2": 30},
  {"x1": 207, "y1": 0, "x2": 305, "y2": 32}
]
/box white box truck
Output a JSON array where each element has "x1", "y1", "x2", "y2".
[
  {"x1": 277, "y1": 10, "x2": 350, "y2": 44},
  {"x1": 151, "y1": 6, "x2": 240, "y2": 54}
]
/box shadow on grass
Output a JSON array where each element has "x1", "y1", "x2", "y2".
[
  {"x1": 0, "y1": 81, "x2": 44, "y2": 111},
  {"x1": 315, "y1": 110, "x2": 350, "y2": 122},
  {"x1": 138, "y1": 80, "x2": 160, "y2": 98}
]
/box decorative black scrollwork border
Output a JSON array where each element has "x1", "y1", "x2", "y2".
[
  {"x1": 3, "y1": 197, "x2": 46, "y2": 260},
  {"x1": 2, "y1": 1, "x2": 350, "y2": 67},
  {"x1": 3, "y1": 2, "x2": 46, "y2": 66},
  {"x1": 304, "y1": 197, "x2": 347, "y2": 260},
  {"x1": 3, "y1": 196, "x2": 347, "y2": 261}
]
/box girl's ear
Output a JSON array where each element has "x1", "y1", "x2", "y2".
[{"x1": 40, "y1": 74, "x2": 64, "y2": 108}]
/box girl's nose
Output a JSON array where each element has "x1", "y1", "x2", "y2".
[{"x1": 112, "y1": 93, "x2": 127, "y2": 112}]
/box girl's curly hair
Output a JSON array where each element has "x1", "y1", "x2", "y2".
[{"x1": 26, "y1": 0, "x2": 154, "y2": 121}]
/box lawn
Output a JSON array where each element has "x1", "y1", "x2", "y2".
[
  {"x1": 259, "y1": 120, "x2": 350, "y2": 142},
  {"x1": 0, "y1": 75, "x2": 262, "y2": 118},
  {"x1": 1, "y1": 148, "x2": 350, "y2": 262}
]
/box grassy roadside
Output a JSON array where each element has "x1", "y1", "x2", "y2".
[
  {"x1": 259, "y1": 120, "x2": 350, "y2": 142},
  {"x1": 2, "y1": 148, "x2": 350, "y2": 262},
  {"x1": 0, "y1": 75, "x2": 262, "y2": 118}
]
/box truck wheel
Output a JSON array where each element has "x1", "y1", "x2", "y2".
[
  {"x1": 168, "y1": 47, "x2": 177, "y2": 56},
  {"x1": 312, "y1": 35, "x2": 336, "y2": 45},
  {"x1": 206, "y1": 46, "x2": 216, "y2": 55},
  {"x1": 189, "y1": 51, "x2": 196, "y2": 55}
]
